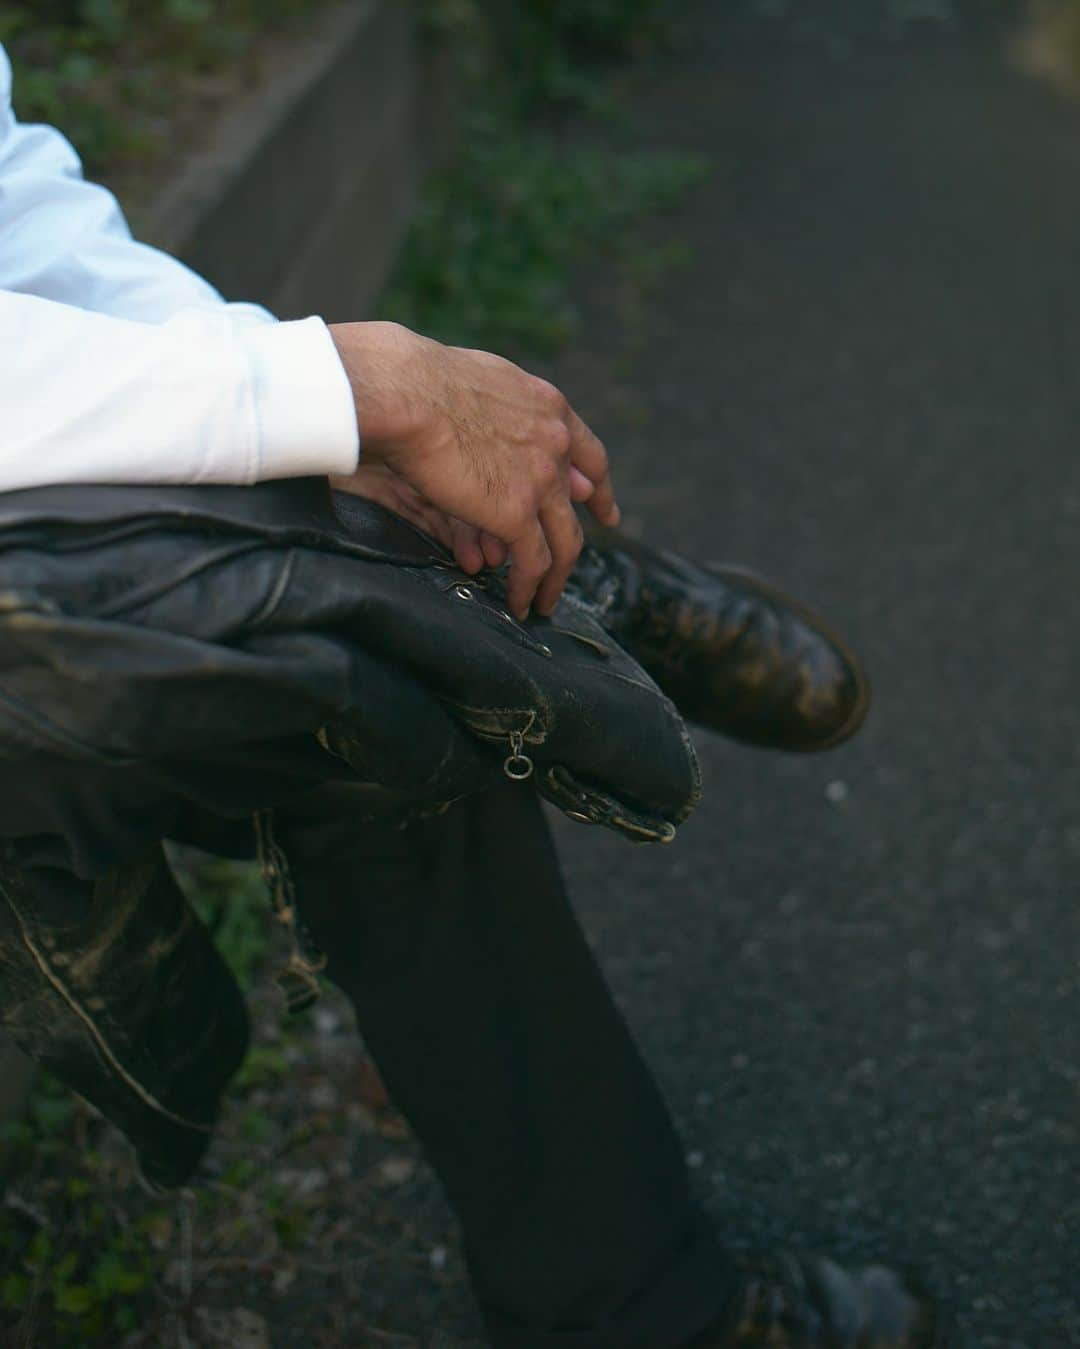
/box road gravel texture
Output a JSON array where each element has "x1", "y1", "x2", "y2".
[{"x1": 538, "y1": 2, "x2": 1079, "y2": 1344}]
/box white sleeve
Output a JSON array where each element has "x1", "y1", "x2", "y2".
[
  {"x1": 0, "y1": 294, "x2": 359, "y2": 492},
  {"x1": 0, "y1": 43, "x2": 360, "y2": 488}
]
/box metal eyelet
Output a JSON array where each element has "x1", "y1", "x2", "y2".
[{"x1": 452, "y1": 583, "x2": 475, "y2": 601}]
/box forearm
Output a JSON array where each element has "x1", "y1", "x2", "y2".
[
  {"x1": 0, "y1": 43, "x2": 269, "y2": 326},
  {"x1": 0, "y1": 292, "x2": 358, "y2": 493}
]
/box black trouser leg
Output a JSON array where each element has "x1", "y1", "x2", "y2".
[{"x1": 276, "y1": 784, "x2": 731, "y2": 1348}]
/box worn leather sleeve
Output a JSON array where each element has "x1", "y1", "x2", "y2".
[
  {"x1": 0, "y1": 841, "x2": 250, "y2": 1189},
  {"x1": 0, "y1": 479, "x2": 701, "y2": 842}
]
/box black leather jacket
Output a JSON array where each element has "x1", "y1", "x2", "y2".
[{"x1": 0, "y1": 479, "x2": 699, "y2": 1186}]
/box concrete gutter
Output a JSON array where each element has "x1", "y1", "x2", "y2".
[{"x1": 143, "y1": 0, "x2": 444, "y2": 320}]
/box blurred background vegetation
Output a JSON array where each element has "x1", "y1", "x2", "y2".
[
  {"x1": 390, "y1": 0, "x2": 708, "y2": 353},
  {"x1": 0, "y1": 0, "x2": 337, "y2": 176},
  {"x1": 1, "y1": 0, "x2": 707, "y2": 354}
]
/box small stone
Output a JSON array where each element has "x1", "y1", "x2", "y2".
[
  {"x1": 193, "y1": 1308, "x2": 270, "y2": 1349},
  {"x1": 376, "y1": 1110, "x2": 412, "y2": 1141},
  {"x1": 273, "y1": 1264, "x2": 298, "y2": 1294},
  {"x1": 276, "y1": 1167, "x2": 327, "y2": 1199},
  {"x1": 371, "y1": 1155, "x2": 416, "y2": 1188},
  {"x1": 308, "y1": 1081, "x2": 339, "y2": 1111},
  {"x1": 346, "y1": 1101, "x2": 378, "y2": 1134}
]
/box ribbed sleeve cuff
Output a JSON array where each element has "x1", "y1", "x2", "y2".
[{"x1": 239, "y1": 316, "x2": 359, "y2": 481}]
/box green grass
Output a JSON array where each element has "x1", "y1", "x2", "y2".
[
  {"x1": 0, "y1": 857, "x2": 282, "y2": 1346},
  {"x1": 1, "y1": 0, "x2": 335, "y2": 180}
]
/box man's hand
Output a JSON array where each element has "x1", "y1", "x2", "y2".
[
  {"x1": 335, "y1": 462, "x2": 509, "y2": 575},
  {"x1": 328, "y1": 321, "x2": 619, "y2": 619}
]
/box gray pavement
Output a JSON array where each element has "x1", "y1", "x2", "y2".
[{"x1": 542, "y1": 2, "x2": 1079, "y2": 1344}]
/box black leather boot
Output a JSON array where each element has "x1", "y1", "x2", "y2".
[
  {"x1": 566, "y1": 532, "x2": 870, "y2": 752},
  {"x1": 686, "y1": 1251, "x2": 946, "y2": 1348}
]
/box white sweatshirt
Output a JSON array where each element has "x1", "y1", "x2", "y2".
[{"x1": 0, "y1": 42, "x2": 360, "y2": 493}]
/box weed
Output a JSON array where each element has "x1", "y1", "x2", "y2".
[
  {"x1": 1, "y1": 0, "x2": 336, "y2": 178},
  {"x1": 384, "y1": 2, "x2": 709, "y2": 355},
  {"x1": 380, "y1": 115, "x2": 707, "y2": 354}
]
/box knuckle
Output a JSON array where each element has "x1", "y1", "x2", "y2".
[
  {"x1": 375, "y1": 319, "x2": 407, "y2": 342},
  {"x1": 506, "y1": 510, "x2": 530, "y2": 541},
  {"x1": 529, "y1": 534, "x2": 553, "y2": 568},
  {"x1": 545, "y1": 420, "x2": 572, "y2": 457},
  {"x1": 532, "y1": 376, "x2": 567, "y2": 411},
  {"x1": 507, "y1": 488, "x2": 534, "y2": 523},
  {"x1": 532, "y1": 455, "x2": 561, "y2": 493}
]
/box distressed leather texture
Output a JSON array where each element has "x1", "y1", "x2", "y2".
[
  {"x1": 0, "y1": 478, "x2": 700, "y2": 838},
  {"x1": 0, "y1": 841, "x2": 249, "y2": 1189},
  {"x1": 0, "y1": 478, "x2": 700, "y2": 1186}
]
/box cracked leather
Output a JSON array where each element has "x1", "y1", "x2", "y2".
[{"x1": 0, "y1": 478, "x2": 700, "y2": 1187}]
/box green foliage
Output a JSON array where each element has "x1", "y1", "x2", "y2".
[
  {"x1": 0, "y1": 851, "x2": 305, "y2": 1345},
  {"x1": 388, "y1": 0, "x2": 706, "y2": 355},
  {"x1": 380, "y1": 114, "x2": 708, "y2": 353},
  {"x1": 1, "y1": 0, "x2": 333, "y2": 176},
  {"x1": 385, "y1": 0, "x2": 706, "y2": 356},
  {"x1": 181, "y1": 856, "x2": 272, "y2": 984},
  {"x1": 469, "y1": 0, "x2": 670, "y2": 114},
  {"x1": 0, "y1": 1021, "x2": 310, "y2": 1345},
  {"x1": 0, "y1": 1078, "x2": 155, "y2": 1342}
]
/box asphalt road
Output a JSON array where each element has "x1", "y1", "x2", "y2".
[{"x1": 539, "y1": 2, "x2": 1079, "y2": 1344}]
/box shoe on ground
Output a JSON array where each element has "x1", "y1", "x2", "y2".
[
  {"x1": 568, "y1": 533, "x2": 870, "y2": 752},
  {"x1": 685, "y1": 1250, "x2": 947, "y2": 1347}
]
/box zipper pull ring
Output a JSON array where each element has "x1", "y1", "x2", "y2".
[{"x1": 503, "y1": 729, "x2": 534, "y2": 781}]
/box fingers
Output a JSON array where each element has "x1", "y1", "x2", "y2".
[
  {"x1": 333, "y1": 465, "x2": 457, "y2": 550},
  {"x1": 392, "y1": 484, "x2": 456, "y2": 549},
  {"x1": 505, "y1": 519, "x2": 553, "y2": 621},
  {"x1": 480, "y1": 531, "x2": 508, "y2": 569},
  {"x1": 448, "y1": 521, "x2": 506, "y2": 572},
  {"x1": 450, "y1": 518, "x2": 485, "y2": 574},
  {"x1": 533, "y1": 495, "x2": 584, "y2": 616},
  {"x1": 569, "y1": 466, "x2": 594, "y2": 502},
  {"x1": 566, "y1": 409, "x2": 619, "y2": 526}
]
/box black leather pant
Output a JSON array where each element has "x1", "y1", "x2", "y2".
[
  {"x1": 13, "y1": 775, "x2": 731, "y2": 1347},
  {"x1": 276, "y1": 783, "x2": 730, "y2": 1346},
  {"x1": 0, "y1": 496, "x2": 729, "y2": 1344}
]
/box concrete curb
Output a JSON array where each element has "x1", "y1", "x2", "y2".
[{"x1": 143, "y1": 0, "x2": 443, "y2": 321}]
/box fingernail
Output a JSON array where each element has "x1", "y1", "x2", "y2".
[{"x1": 609, "y1": 504, "x2": 622, "y2": 526}]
